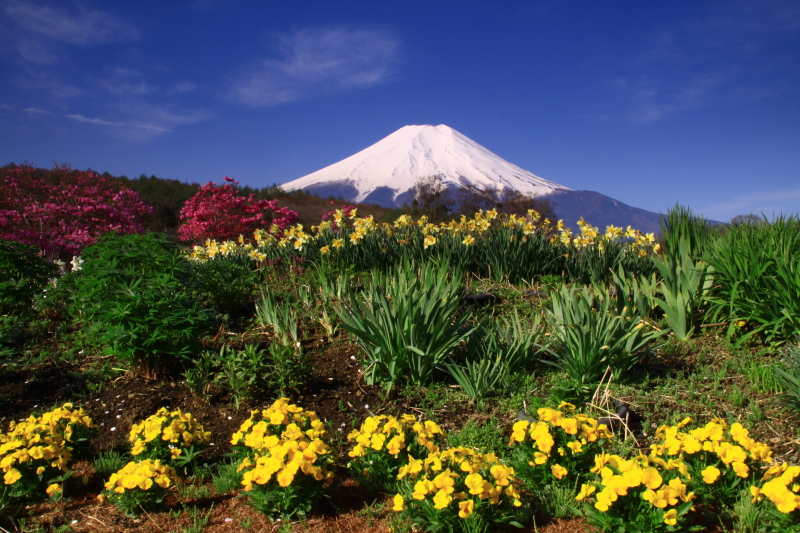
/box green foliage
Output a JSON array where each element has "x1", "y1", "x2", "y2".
[
  {"x1": 211, "y1": 461, "x2": 242, "y2": 495},
  {"x1": 0, "y1": 240, "x2": 56, "y2": 344},
  {"x1": 445, "y1": 311, "x2": 543, "y2": 400},
  {"x1": 214, "y1": 344, "x2": 268, "y2": 409},
  {"x1": 775, "y1": 343, "x2": 800, "y2": 412},
  {"x1": 611, "y1": 265, "x2": 660, "y2": 320},
  {"x1": 652, "y1": 237, "x2": 711, "y2": 342},
  {"x1": 704, "y1": 216, "x2": 800, "y2": 346},
  {"x1": 661, "y1": 204, "x2": 715, "y2": 261},
  {"x1": 545, "y1": 285, "x2": 662, "y2": 386},
  {"x1": 264, "y1": 342, "x2": 311, "y2": 397},
  {"x1": 184, "y1": 342, "x2": 310, "y2": 406},
  {"x1": 93, "y1": 450, "x2": 127, "y2": 477},
  {"x1": 68, "y1": 233, "x2": 214, "y2": 377},
  {"x1": 447, "y1": 417, "x2": 508, "y2": 459},
  {"x1": 476, "y1": 227, "x2": 563, "y2": 284},
  {"x1": 192, "y1": 255, "x2": 258, "y2": 320},
  {"x1": 338, "y1": 259, "x2": 474, "y2": 392},
  {"x1": 254, "y1": 291, "x2": 299, "y2": 346},
  {"x1": 178, "y1": 505, "x2": 214, "y2": 533}
]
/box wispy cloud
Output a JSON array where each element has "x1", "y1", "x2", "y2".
[
  {"x1": 66, "y1": 103, "x2": 211, "y2": 142},
  {"x1": 696, "y1": 187, "x2": 800, "y2": 221},
  {"x1": 2, "y1": 0, "x2": 140, "y2": 64},
  {"x1": 98, "y1": 68, "x2": 155, "y2": 96},
  {"x1": 229, "y1": 27, "x2": 400, "y2": 107},
  {"x1": 23, "y1": 106, "x2": 51, "y2": 115},
  {"x1": 619, "y1": 72, "x2": 728, "y2": 123},
  {"x1": 4, "y1": 0, "x2": 140, "y2": 45},
  {"x1": 607, "y1": 2, "x2": 798, "y2": 123}
]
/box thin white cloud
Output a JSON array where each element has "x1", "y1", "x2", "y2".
[
  {"x1": 696, "y1": 187, "x2": 800, "y2": 221},
  {"x1": 66, "y1": 103, "x2": 211, "y2": 142},
  {"x1": 3, "y1": 0, "x2": 140, "y2": 46},
  {"x1": 66, "y1": 113, "x2": 121, "y2": 126},
  {"x1": 607, "y1": 2, "x2": 798, "y2": 123},
  {"x1": 2, "y1": 0, "x2": 140, "y2": 65},
  {"x1": 229, "y1": 27, "x2": 400, "y2": 107},
  {"x1": 23, "y1": 106, "x2": 50, "y2": 114},
  {"x1": 98, "y1": 69, "x2": 155, "y2": 96},
  {"x1": 621, "y1": 72, "x2": 728, "y2": 123}
]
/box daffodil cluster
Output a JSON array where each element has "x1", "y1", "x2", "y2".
[
  {"x1": 346, "y1": 414, "x2": 444, "y2": 492},
  {"x1": 231, "y1": 398, "x2": 335, "y2": 519},
  {"x1": 392, "y1": 446, "x2": 524, "y2": 532},
  {"x1": 556, "y1": 217, "x2": 660, "y2": 256},
  {"x1": 128, "y1": 407, "x2": 211, "y2": 466},
  {"x1": 102, "y1": 459, "x2": 176, "y2": 515},
  {"x1": 509, "y1": 403, "x2": 612, "y2": 492},
  {"x1": 184, "y1": 208, "x2": 658, "y2": 264},
  {"x1": 0, "y1": 403, "x2": 95, "y2": 502}
]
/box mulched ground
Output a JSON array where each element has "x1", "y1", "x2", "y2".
[
  {"x1": 3, "y1": 333, "x2": 600, "y2": 533},
  {"x1": 1, "y1": 331, "x2": 740, "y2": 533}
]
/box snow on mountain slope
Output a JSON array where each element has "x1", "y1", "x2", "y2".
[{"x1": 281, "y1": 124, "x2": 571, "y2": 207}]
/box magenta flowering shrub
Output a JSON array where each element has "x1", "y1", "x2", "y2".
[
  {"x1": 0, "y1": 165, "x2": 152, "y2": 259},
  {"x1": 321, "y1": 204, "x2": 357, "y2": 230},
  {"x1": 177, "y1": 177, "x2": 298, "y2": 243}
]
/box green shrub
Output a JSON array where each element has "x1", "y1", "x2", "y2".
[
  {"x1": 192, "y1": 255, "x2": 258, "y2": 320},
  {"x1": 68, "y1": 233, "x2": 214, "y2": 377},
  {"x1": 0, "y1": 240, "x2": 56, "y2": 344}
]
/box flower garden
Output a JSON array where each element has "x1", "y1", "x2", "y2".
[{"x1": 2, "y1": 168, "x2": 800, "y2": 532}]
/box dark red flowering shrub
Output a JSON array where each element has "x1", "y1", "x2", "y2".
[
  {"x1": 177, "y1": 177, "x2": 298, "y2": 243},
  {"x1": 0, "y1": 165, "x2": 152, "y2": 259}
]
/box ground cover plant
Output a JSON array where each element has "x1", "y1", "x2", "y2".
[{"x1": 1, "y1": 205, "x2": 800, "y2": 533}]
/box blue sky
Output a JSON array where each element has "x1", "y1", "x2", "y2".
[{"x1": 1, "y1": 0, "x2": 798, "y2": 222}]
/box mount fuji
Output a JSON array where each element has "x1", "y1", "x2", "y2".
[{"x1": 281, "y1": 125, "x2": 663, "y2": 233}]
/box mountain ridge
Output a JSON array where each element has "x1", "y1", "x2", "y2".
[{"x1": 281, "y1": 124, "x2": 664, "y2": 233}]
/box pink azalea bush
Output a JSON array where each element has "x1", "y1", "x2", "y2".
[
  {"x1": 0, "y1": 165, "x2": 152, "y2": 259},
  {"x1": 177, "y1": 177, "x2": 298, "y2": 243}
]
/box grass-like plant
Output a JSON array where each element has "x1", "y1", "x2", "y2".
[
  {"x1": 445, "y1": 311, "x2": 544, "y2": 400},
  {"x1": 254, "y1": 290, "x2": 299, "y2": 346},
  {"x1": 704, "y1": 215, "x2": 800, "y2": 345},
  {"x1": 338, "y1": 259, "x2": 474, "y2": 392},
  {"x1": 545, "y1": 285, "x2": 662, "y2": 386},
  {"x1": 652, "y1": 236, "x2": 711, "y2": 342},
  {"x1": 660, "y1": 204, "x2": 715, "y2": 262},
  {"x1": 775, "y1": 342, "x2": 800, "y2": 412},
  {"x1": 610, "y1": 265, "x2": 659, "y2": 321}
]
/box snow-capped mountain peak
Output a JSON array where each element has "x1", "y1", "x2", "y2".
[{"x1": 280, "y1": 124, "x2": 571, "y2": 207}]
